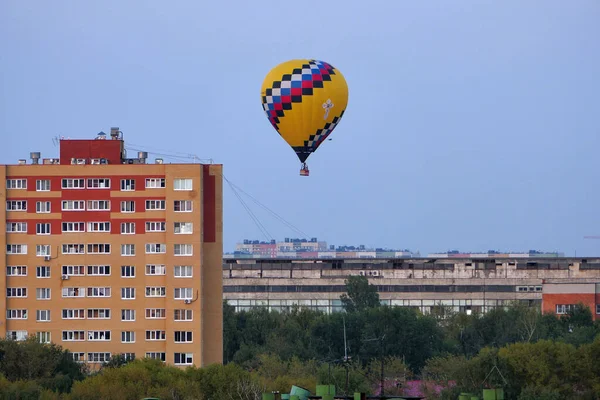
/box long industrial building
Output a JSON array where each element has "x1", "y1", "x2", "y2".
[
  {"x1": 223, "y1": 257, "x2": 600, "y2": 319},
  {"x1": 2, "y1": 129, "x2": 223, "y2": 367}
]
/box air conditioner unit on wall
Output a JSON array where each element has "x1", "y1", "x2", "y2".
[
  {"x1": 44, "y1": 256, "x2": 51, "y2": 261},
  {"x1": 61, "y1": 275, "x2": 70, "y2": 280},
  {"x1": 184, "y1": 299, "x2": 192, "y2": 304}
]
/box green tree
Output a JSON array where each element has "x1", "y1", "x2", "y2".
[{"x1": 340, "y1": 275, "x2": 380, "y2": 313}]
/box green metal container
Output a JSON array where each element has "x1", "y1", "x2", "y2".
[
  {"x1": 471, "y1": 397, "x2": 480, "y2": 400},
  {"x1": 354, "y1": 393, "x2": 366, "y2": 400},
  {"x1": 482, "y1": 389, "x2": 496, "y2": 400},
  {"x1": 262, "y1": 394, "x2": 275, "y2": 400},
  {"x1": 495, "y1": 388, "x2": 504, "y2": 399},
  {"x1": 321, "y1": 395, "x2": 334, "y2": 400},
  {"x1": 290, "y1": 386, "x2": 311, "y2": 400},
  {"x1": 459, "y1": 394, "x2": 474, "y2": 400},
  {"x1": 316, "y1": 385, "x2": 336, "y2": 396}
]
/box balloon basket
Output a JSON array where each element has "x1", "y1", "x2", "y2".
[{"x1": 300, "y1": 164, "x2": 310, "y2": 176}]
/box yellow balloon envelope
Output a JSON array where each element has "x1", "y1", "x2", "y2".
[{"x1": 261, "y1": 59, "x2": 349, "y2": 175}]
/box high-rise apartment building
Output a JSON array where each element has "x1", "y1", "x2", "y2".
[{"x1": 1, "y1": 128, "x2": 223, "y2": 368}]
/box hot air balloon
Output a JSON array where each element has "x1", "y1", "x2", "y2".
[{"x1": 261, "y1": 59, "x2": 349, "y2": 176}]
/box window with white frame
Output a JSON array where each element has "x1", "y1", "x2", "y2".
[
  {"x1": 6, "y1": 222, "x2": 27, "y2": 233},
  {"x1": 145, "y1": 200, "x2": 165, "y2": 210},
  {"x1": 121, "y1": 309, "x2": 136, "y2": 321},
  {"x1": 121, "y1": 265, "x2": 135, "y2": 277},
  {"x1": 36, "y1": 266, "x2": 51, "y2": 278},
  {"x1": 121, "y1": 287, "x2": 135, "y2": 299},
  {"x1": 70, "y1": 352, "x2": 85, "y2": 362},
  {"x1": 36, "y1": 288, "x2": 51, "y2": 300},
  {"x1": 174, "y1": 309, "x2": 193, "y2": 321},
  {"x1": 62, "y1": 309, "x2": 85, "y2": 319},
  {"x1": 174, "y1": 244, "x2": 193, "y2": 256},
  {"x1": 145, "y1": 330, "x2": 166, "y2": 341},
  {"x1": 62, "y1": 200, "x2": 85, "y2": 211},
  {"x1": 87, "y1": 200, "x2": 110, "y2": 210},
  {"x1": 121, "y1": 179, "x2": 136, "y2": 191},
  {"x1": 121, "y1": 331, "x2": 135, "y2": 343},
  {"x1": 121, "y1": 201, "x2": 135, "y2": 213},
  {"x1": 121, "y1": 222, "x2": 136, "y2": 234},
  {"x1": 87, "y1": 265, "x2": 111, "y2": 275},
  {"x1": 6, "y1": 288, "x2": 27, "y2": 297},
  {"x1": 36, "y1": 223, "x2": 51, "y2": 235},
  {"x1": 87, "y1": 243, "x2": 110, "y2": 254},
  {"x1": 145, "y1": 243, "x2": 166, "y2": 254},
  {"x1": 174, "y1": 200, "x2": 192, "y2": 212},
  {"x1": 145, "y1": 308, "x2": 166, "y2": 319},
  {"x1": 36, "y1": 180, "x2": 50, "y2": 191},
  {"x1": 6, "y1": 179, "x2": 27, "y2": 189},
  {"x1": 62, "y1": 222, "x2": 85, "y2": 232},
  {"x1": 556, "y1": 304, "x2": 575, "y2": 315},
  {"x1": 61, "y1": 287, "x2": 84, "y2": 298},
  {"x1": 6, "y1": 309, "x2": 28, "y2": 319},
  {"x1": 87, "y1": 287, "x2": 111, "y2": 297},
  {"x1": 7, "y1": 244, "x2": 27, "y2": 254},
  {"x1": 174, "y1": 288, "x2": 193, "y2": 300},
  {"x1": 62, "y1": 178, "x2": 85, "y2": 189},
  {"x1": 6, "y1": 266, "x2": 27, "y2": 276},
  {"x1": 146, "y1": 264, "x2": 166, "y2": 275},
  {"x1": 88, "y1": 353, "x2": 111, "y2": 363},
  {"x1": 87, "y1": 178, "x2": 110, "y2": 189},
  {"x1": 87, "y1": 309, "x2": 111, "y2": 319},
  {"x1": 174, "y1": 331, "x2": 193, "y2": 343},
  {"x1": 62, "y1": 244, "x2": 84, "y2": 254},
  {"x1": 37, "y1": 332, "x2": 51, "y2": 344},
  {"x1": 122, "y1": 353, "x2": 136, "y2": 361},
  {"x1": 36, "y1": 201, "x2": 51, "y2": 213},
  {"x1": 36, "y1": 245, "x2": 51, "y2": 257},
  {"x1": 145, "y1": 352, "x2": 166, "y2": 362},
  {"x1": 145, "y1": 178, "x2": 165, "y2": 188},
  {"x1": 36, "y1": 310, "x2": 51, "y2": 321},
  {"x1": 121, "y1": 245, "x2": 135, "y2": 256},
  {"x1": 174, "y1": 178, "x2": 192, "y2": 191},
  {"x1": 7, "y1": 331, "x2": 29, "y2": 341},
  {"x1": 62, "y1": 331, "x2": 85, "y2": 341},
  {"x1": 6, "y1": 200, "x2": 27, "y2": 211},
  {"x1": 174, "y1": 222, "x2": 193, "y2": 234},
  {"x1": 174, "y1": 265, "x2": 193, "y2": 278},
  {"x1": 146, "y1": 287, "x2": 166, "y2": 297},
  {"x1": 145, "y1": 221, "x2": 166, "y2": 232},
  {"x1": 62, "y1": 265, "x2": 85, "y2": 276},
  {"x1": 174, "y1": 352, "x2": 193, "y2": 365},
  {"x1": 88, "y1": 222, "x2": 110, "y2": 232},
  {"x1": 88, "y1": 331, "x2": 111, "y2": 341}
]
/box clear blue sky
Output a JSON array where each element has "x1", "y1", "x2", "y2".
[{"x1": 1, "y1": 1, "x2": 599, "y2": 256}]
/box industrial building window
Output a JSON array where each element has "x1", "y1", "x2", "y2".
[
  {"x1": 121, "y1": 266, "x2": 135, "y2": 277},
  {"x1": 145, "y1": 264, "x2": 166, "y2": 275},
  {"x1": 121, "y1": 179, "x2": 136, "y2": 191},
  {"x1": 7, "y1": 244, "x2": 27, "y2": 254},
  {"x1": 121, "y1": 309, "x2": 136, "y2": 321},
  {"x1": 62, "y1": 309, "x2": 85, "y2": 319},
  {"x1": 145, "y1": 330, "x2": 166, "y2": 341},
  {"x1": 7, "y1": 222, "x2": 27, "y2": 232},
  {"x1": 121, "y1": 331, "x2": 135, "y2": 343},
  {"x1": 174, "y1": 288, "x2": 193, "y2": 300},
  {"x1": 145, "y1": 308, "x2": 166, "y2": 319},
  {"x1": 36, "y1": 245, "x2": 51, "y2": 256},
  {"x1": 36, "y1": 201, "x2": 51, "y2": 213},
  {"x1": 121, "y1": 222, "x2": 136, "y2": 234},
  {"x1": 121, "y1": 287, "x2": 136, "y2": 299},
  {"x1": 62, "y1": 265, "x2": 85, "y2": 276},
  {"x1": 174, "y1": 222, "x2": 193, "y2": 234},
  {"x1": 62, "y1": 331, "x2": 85, "y2": 341},
  {"x1": 6, "y1": 266, "x2": 27, "y2": 276},
  {"x1": 6, "y1": 200, "x2": 27, "y2": 211},
  {"x1": 120, "y1": 201, "x2": 135, "y2": 213},
  {"x1": 86, "y1": 287, "x2": 111, "y2": 297},
  {"x1": 145, "y1": 352, "x2": 166, "y2": 362},
  {"x1": 146, "y1": 178, "x2": 166, "y2": 188},
  {"x1": 36, "y1": 180, "x2": 50, "y2": 191},
  {"x1": 174, "y1": 266, "x2": 193, "y2": 278},
  {"x1": 174, "y1": 309, "x2": 193, "y2": 321},
  {"x1": 62, "y1": 200, "x2": 85, "y2": 211},
  {"x1": 88, "y1": 309, "x2": 111, "y2": 319},
  {"x1": 36, "y1": 266, "x2": 51, "y2": 278},
  {"x1": 146, "y1": 287, "x2": 166, "y2": 297},
  {"x1": 174, "y1": 178, "x2": 192, "y2": 191},
  {"x1": 145, "y1": 200, "x2": 166, "y2": 210},
  {"x1": 174, "y1": 331, "x2": 193, "y2": 343},
  {"x1": 6, "y1": 179, "x2": 27, "y2": 189},
  {"x1": 36, "y1": 223, "x2": 51, "y2": 235},
  {"x1": 36, "y1": 310, "x2": 51, "y2": 322},
  {"x1": 87, "y1": 265, "x2": 111, "y2": 275},
  {"x1": 87, "y1": 353, "x2": 111, "y2": 363},
  {"x1": 62, "y1": 179, "x2": 85, "y2": 189},
  {"x1": 88, "y1": 222, "x2": 110, "y2": 232},
  {"x1": 6, "y1": 309, "x2": 28, "y2": 319},
  {"x1": 121, "y1": 245, "x2": 136, "y2": 256},
  {"x1": 87, "y1": 178, "x2": 111, "y2": 189},
  {"x1": 62, "y1": 222, "x2": 85, "y2": 232},
  {"x1": 174, "y1": 353, "x2": 193, "y2": 365},
  {"x1": 88, "y1": 200, "x2": 110, "y2": 210},
  {"x1": 36, "y1": 288, "x2": 51, "y2": 300},
  {"x1": 146, "y1": 221, "x2": 166, "y2": 232},
  {"x1": 62, "y1": 244, "x2": 85, "y2": 254},
  {"x1": 174, "y1": 244, "x2": 193, "y2": 256},
  {"x1": 61, "y1": 287, "x2": 84, "y2": 298},
  {"x1": 174, "y1": 200, "x2": 192, "y2": 212},
  {"x1": 37, "y1": 332, "x2": 51, "y2": 344}
]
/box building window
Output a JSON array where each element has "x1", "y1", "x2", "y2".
[
  {"x1": 36, "y1": 245, "x2": 51, "y2": 257},
  {"x1": 37, "y1": 332, "x2": 51, "y2": 344},
  {"x1": 61, "y1": 287, "x2": 84, "y2": 298},
  {"x1": 6, "y1": 266, "x2": 27, "y2": 276},
  {"x1": 556, "y1": 304, "x2": 575, "y2": 315},
  {"x1": 87, "y1": 244, "x2": 111, "y2": 254},
  {"x1": 6, "y1": 179, "x2": 27, "y2": 189},
  {"x1": 87, "y1": 178, "x2": 110, "y2": 189},
  {"x1": 87, "y1": 200, "x2": 110, "y2": 210},
  {"x1": 87, "y1": 287, "x2": 111, "y2": 297},
  {"x1": 62, "y1": 200, "x2": 85, "y2": 211},
  {"x1": 70, "y1": 352, "x2": 85, "y2": 362},
  {"x1": 62, "y1": 265, "x2": 85, "y2": 276},
  {"x1": 174, "y1": 309, "x2": 193, "y2": 321},
  {"x1": 6, "y1": 200, "x2": 27, "y2": 211},
  {"x1": 7, "y1": 331, "x2": 29, "y2": 341},
  {"x1": 145, "y1": 221, "x2": 166, "y2": 232},
  {"x1": 145, "y1": 200, "x2": 166, "y2": 210},
  {"x1": 36, "y1": 201, "x2": 51, "y2": 213},
  {"x1": 145, "y1": 352, "x2": 166, "y2": 362},
  {"x1": 121, "y1": 353, "x2": 136, "y2": 361},
  {"x1": 6, "y1": 309, "x2": 28, "y2": 319},
  {"x1": 174, "y1": 353, "x2": 193, "y2": 365},
  {"x1": 145, "y1": 330, "x2": 166, "y2": 341},
  {"x1": 36, "y1": 180, "x2": 50, "y2": 191},
  {"x1": 174, "y1": 331, "x2": 193, "y2": 343},
  {"x1": 174, "y1": 222, "x2": 193, "y2": 234},
  {"x1": 146, "y1": 264, "x2": 166, "y2": 275},
  {"x1": 7, "y1": 244, "x2": 27, "y2": 255},
  {"x1": 87, "y1": 309, "x2": 111, "y2": 319},
  {"x1": 62, "y1": 244, "x2": 84, "y2": 254},
  {"x1": 174, "y1": 178, "x2": 192, "y2": 191},
  {"x1": 62, "y1": 331, "x2": 85, "y2": 341},
  {"x1": 121, "y1": 222, "x2": 136, "y2": 234},
  {"x1": 121, "y1": 309, "x2": 136, "y2": 321},
  {"x1": 145, "y1": 178, "x2": 165, "y2": 188},
  {"x1": 36, "y1": 223, "x2": 51, "y2": 235},
  {"x1": 174, "y1": 200, "x2": 192, "y2": 212},
  {"x1": 121, "y1": 331, "x2": 135, "y2": 343},
  {"x1": 121, "y1": 179, "x2": 136, "y2": 191},
  {"x1": 174, "y1": 244, "x2": 193, "y2": 256},
  {"x1": 121, "y1": 265, "x2": 135, "y2": 278},
  {"x1": 121, "y1": 244, "x2": 135, "y2": 256},
  {"x1": 174, "y1": 288, "x2": 193, "y2": 300},
  {"x1": 88, "y1": 222, "x2": 110, "y2": 232},
  {"x1": 121, "y1": 287, "x2": 135, "y2": 299},
  {"x1": 87, "y1": 353, "x2": 111, "y2": 363},
  {"x1": 145, "y1": 287, "x2": 166, "y2": 297},
  {"x1": 174, "y1": 265, "x2": 193, "y2": 278},
  {"x1": 36, "y1": 310, "x2": 51, "y2": 322},
  {"x1": 88, "y1": 331, "x2": 111, "y2": 341},
  {"x1": 62, "y1": 309, "x2": 85, "y2": 319},
  {"x1": 62, "y1": 222, "x2": 85, "y2": 232},
  {"x1": 36, "y1": 266, "x2": 51, "y2": 278},
  {"x1": 145, "y1": 243, "x2": 166, "y2": 254},
  {"x1": 121, "y1": 201, "x2": 135, "y2": 213},
  {"x1": 87, "y1": 265, "x2": 111, "y2": 276},
  {"x1": 145, "y1": 308, "x2": 166, "y2": 319},
  {"x1": 36, "y1": 288, "x2": 51, "y2": 300},
  {"x1": 62, "y1": 178, "x2": 85, "y2": 189},
  {"x1": 6, "y1": 222, "x2": 27, "y2": 233}
]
